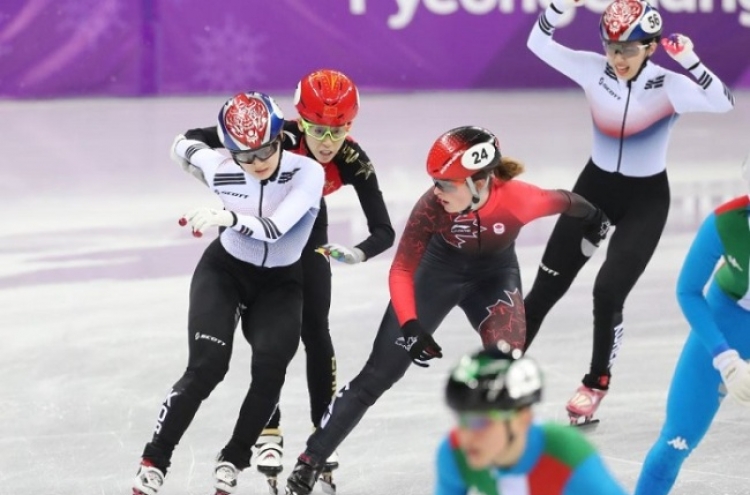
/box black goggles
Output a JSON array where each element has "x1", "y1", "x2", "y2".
[{"x1": 231, "y1": 139, "x2": 280, "y2": 164}]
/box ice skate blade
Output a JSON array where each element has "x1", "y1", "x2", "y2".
[
  {"x1": 320, "y1": 472, "x2": 336, "y2": 495},
  {"x1": 570, "y1": 417, "x2": 600, "y2": 430},
  {"x1": 264, "y1": 476, "x2": 279, "y2": 495}
]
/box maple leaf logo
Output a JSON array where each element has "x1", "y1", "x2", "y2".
[
  {"x1": 444, "y1": 214, "x2": 485, "y2": 249},
  {"x1": 478, "y1": 289, "x2": 526, "y2": 348}
]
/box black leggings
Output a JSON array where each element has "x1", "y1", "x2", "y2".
[
  {"x1": 264, "y1": 220, "x2": 336, "y2": 431},
  {"x1": 304, "y1": 240, "x2": 526, "y2": 462},
  {"x1": 141, "y1": 239, "x2": 303, "y2": 471},
  {"x1": 524, "y1": 160, "x2": 670, "y2": 385}
]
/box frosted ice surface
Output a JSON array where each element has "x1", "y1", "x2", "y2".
[{"x1": 2, "y1": 92, "x2": 749, "y2": 494}]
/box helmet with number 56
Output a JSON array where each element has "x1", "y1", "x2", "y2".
[
  {"x1": 446, "y1": 342, "x2": 543, "y2": 413},
  {"x1": 600, "y1": 0, "x2": 663, "y2": 43},
  {"x1": 426, "y1": 126, "x2": 502, "y2": 181}
]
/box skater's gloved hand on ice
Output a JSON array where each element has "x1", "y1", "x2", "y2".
[
  {"x1": 661, "y1": 33, "x2": 701, "y2": 70},
  {"x1": 552, "y1": 0, "x2": 585, "y2": 12},
  {"x1": 581, "y1": 208, "x2": 611, "y2": 257},
  {"x1": 171, "y1": 134, "x2": 208, "y2": 186},
  {"x1": 315, "y1": 243, "x2": 365, "y2": 264},
  {"x1": 399, "y1": 320, "x2": 443, "y2": 368},
  {"x1": 713, "y1": 349, "x2": 750, "y2": 406},
  {"x1": 180, "y1": 207, "x2": 236, "y2": 238}
]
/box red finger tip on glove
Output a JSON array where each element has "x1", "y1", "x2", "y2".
[{"x1": 178, "y1": 216, "x2": 202, "y2": 237}]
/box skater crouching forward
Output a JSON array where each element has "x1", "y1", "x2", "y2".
[
  {"x1": 284, "y1": 126, "x2": 612, "y2": 495},
  {"x1": 132, "y1": 92, "x2": 324, "y2": 495},
  {"x1": 435, "y1": 342, "x2": 629, "y2": 495},
  {"x1": 181, "y1": 69, "x2": 395, "y2": 488},
  {"x1": 634, "y1": 156, "x2": 750, "y2": 495}
]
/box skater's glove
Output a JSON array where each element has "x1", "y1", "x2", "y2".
[
  {"x1": 180, "y1": 207, "x2": 236, "y2": 238},
  {"x1": 398, "y1": 320, "x2": 443, "y2": 368},
  {"x1": 713, "y1": 349, "x2": 750, "y2": 406},
  {"x1": 581, "y1": 208, "x2": 611, "y2": 257},
  {"x1": 551, "y1": 0, "x2": 585, "y2": 12},
  {"x1": 661, "y1": 34, "x2": 701, "y2": 70},
  {"x1": 171, "y1": 134, "x2": 208, "y2": 186},
  {"x1": 315, "y1": 243, "x2": 365, "y2": 264}
]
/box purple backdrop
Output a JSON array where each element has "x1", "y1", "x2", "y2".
[{"x1": 1, "y1": 0, "x2": 749, "y2": 98}]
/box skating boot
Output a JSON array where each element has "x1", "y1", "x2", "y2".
[
  {"x1": 285, "y1": 454, "x2": 324, "y2": 495},
  {"x1": 213, "y1": 457, "x2": 240, "y2": 495},
  {"x1": 133, "y1": 460, "x2": 165, "y2": 495},
  {"x1": 255, "y1": 428, "x2": 284, "y2": 494},
  {"x1": 319, "y1": 450, "x2": 339, "y2": 495},
  {"x1": 566, "y1": 384, "x2": 607, "y2": 428}
]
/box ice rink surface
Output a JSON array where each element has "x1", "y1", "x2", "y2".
[{"x1": 2, "y1": 90, "x2": 750, "y2": 494}]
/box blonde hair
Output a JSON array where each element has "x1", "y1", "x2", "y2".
[{"x1": 488, "y1": 156, "x2": 525, "y2": 181}]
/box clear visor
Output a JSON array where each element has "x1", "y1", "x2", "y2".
[
  {"x1": 299, "y1": 118, "x2": 349, "y2": 141},
  {"x1": 603, "y1": 40, "x2": 649, "y2": 58}
]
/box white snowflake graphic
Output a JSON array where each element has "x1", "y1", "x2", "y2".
[
  {"x1": 192, "y1": 16, "x2": 267, "y2": 92},
  {"x1": 56, "y1": 0, "x2": 129, "y2": 45}
]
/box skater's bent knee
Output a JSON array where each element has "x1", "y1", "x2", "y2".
[
  {"x1": 352, "y1": 377, "x2": 393, "y2": 406},
  {"x1": 176, "y1": 367, "x2": 227, "y2": 399}
]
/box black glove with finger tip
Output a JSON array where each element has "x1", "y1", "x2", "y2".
[{"x1": 398, "y1": 320, "x2": 443, "y2": 368}]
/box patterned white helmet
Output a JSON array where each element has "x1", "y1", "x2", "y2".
[
  {"x1": 217, "y1": 91, "x2": 284, "y2": 152},
  {"x1": 600, "y1": 0, "x2": 663, "y2": 43}
]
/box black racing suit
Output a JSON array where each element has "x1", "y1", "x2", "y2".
[{"x1": 184, "y1": 122, "x2": 394, "y2": 430}]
